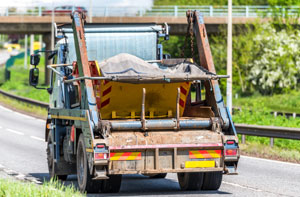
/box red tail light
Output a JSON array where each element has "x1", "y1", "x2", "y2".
[
  {"x1": 226, "y1": 140, "x2": 235, "y2": 145},
  {"x1": 96, "y1": 144, "x2": 105, "y2": 148},
  {"x1": 225, "y1": 149, "x2": 237, "y2": 156},
  {"x1": 95, "y1": 153, "x2": 108, "y2": 160}
]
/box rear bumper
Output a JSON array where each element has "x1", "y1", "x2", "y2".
[{"x1": 106, "y1": 143, "x2": 225, "y2": 175}]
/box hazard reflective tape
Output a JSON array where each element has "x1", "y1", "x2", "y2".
[
  {"x1": 185, "y1": 160, "x2": 215, "y2": 168},
  {"x1": 110, "y1": 152, "x2": 141, "y2": 161},
  {"x1": 189, "y1": 150, "x2": 222, "y2": 159}
]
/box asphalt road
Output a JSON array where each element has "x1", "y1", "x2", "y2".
[{"x1": 0, "y1": 103, "x2": 300, "y2": 196}]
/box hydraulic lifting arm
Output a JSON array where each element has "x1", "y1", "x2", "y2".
[
  {"x1": 71, "y1": 11, "x2": 99, "y2": 129},
  {"x1": 188, "y1": 10, "x2": 230, "y2": 130}
]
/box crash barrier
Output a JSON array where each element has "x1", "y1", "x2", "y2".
[{"x1": 0, "y1": 89, "x2": 299, "y2": 147}]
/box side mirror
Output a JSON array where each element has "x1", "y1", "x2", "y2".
[
  {"x1": 29, "y1": 68, "x2": 39, "y2": 87},
  {"x1": 30, "y1": 54, "x2": 40, "y2": 66}
]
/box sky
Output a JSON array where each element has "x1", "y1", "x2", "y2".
[
  {"x1": 0, "y1": 0, "x2": 153, "y2": 8},
  {"x1": 0, "y1": 0, "x2": 154, "y2": 16}
]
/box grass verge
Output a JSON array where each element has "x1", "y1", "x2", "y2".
[
  {"x1": 239, "y1": 140, "x2": 300, "y2": 164},
  {"x1": 0, "y1": 94, "x2": 47, "y2": 119},
  {"x1": 0, "y1": 178, "x2": 83, "y2": 197}
]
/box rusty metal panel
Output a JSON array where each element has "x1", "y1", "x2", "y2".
[{"x1": 108, "y1": 130, "x2": 222, "y2": 147}]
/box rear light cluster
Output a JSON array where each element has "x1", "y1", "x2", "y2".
[
  {"x1": 225, "y1": 149, "x2": 237, "y2": 156},
  {"x1": 94, "y1": 143, "x2": 109, "y2": 160},
  {"x1": 95, "y1": 153, "x2": 108, "y2": 160},
  {"x1": 224, "y1": 140, "x2": 238, "y2": 156}
]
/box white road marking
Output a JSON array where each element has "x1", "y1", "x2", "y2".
[
  {"x1": 0, "y1": 105, "x2": 12, "y2": 112},
  {"x1": 13, "y1": 111, "x2": 35, "y2": 120},
  {"x1": 222, "y1": 181, "x2": 263, "y2": 192},
  {"x1": 241, "y1": 155, "x2": 300, "y2": 167},
  {"x1": 30, "y1": 136, "x2": 44, "y2": 142},
  {"x1": 6, "y1": 128, "x2": 24, "y2": 135}
]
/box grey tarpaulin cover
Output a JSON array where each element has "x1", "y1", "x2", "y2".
[{"x1": 98, "y1": 53, "x2": 217, "y2": 83}]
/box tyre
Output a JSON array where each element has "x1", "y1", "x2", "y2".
[
  {"x1": 46, "y1": 132, "x2": 68, "y2": 181},
  {"x1": 177, "y1": 172, "x2": 204, "y2": 190},
  {"x1": 148, "y1": 173, "x2": 167, "y2": 179},
  {"x1": 101, "y1": 175, "x2": 122, "y2": 193},
  {"x1": 202, "y1": 171, "x2": 223, "y2": 190},
  {"x1": 77, "y1": 134, "x2": 102, "y2": 193}
]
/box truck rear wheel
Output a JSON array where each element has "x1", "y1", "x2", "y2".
[
  {"x1": 101, "y1": 175, "x2": 122, "y2": 193},
  {"x1": 177, "y1": 172, "x2": 204, "y2": 190},
  {"x1": 202, "y1": 171, "x2": 223, "y2": 190},
  {"x1": 46, "y1": 133, "x2": 68, "y2": 181},
  {"x1": 77, "y1": 134, "x2": 102, "y2": 193}
]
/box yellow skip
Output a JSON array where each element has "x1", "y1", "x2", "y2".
[{"x1": 185, "y1": 160, "x2": 215, "y2": 168}]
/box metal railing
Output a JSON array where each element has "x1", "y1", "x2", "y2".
[
  {"x1": 1, "y1": 88, "x2": 300, "y2": 145},
  {"x1": 0, "y1": 5, "x2": 299, "y2": 18}
]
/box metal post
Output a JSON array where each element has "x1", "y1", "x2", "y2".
[
  {"x1": 30, "y1": 34, "x2": 34, "y2": 56},
  {"x1": 51, "y1": 5, "x2": 54, "y2": 50},
  {"x1": 210, "y1": 6, "x2": 213, "y2": 17},
  {"x1": 38, "y1": 5, "x2": 42, "y2": 16},
  {"x1": 174, "y1": 6, "x2": 178, "y2": 17},
  {"x1": 270, "y1": 137, "x2": 274, "y2": 147},
  {"x1": 246, "y1": 6, "x2": 249, "y2": 17},
  {"x1": 226, "y1": 0, "x2": 233, "y2": 115},
  {"x1": 89, "y1": 0, "x2": 93, "y2": 23},
  {"x1": 39, "y1": 35, "x2": 42, "y2": 50},
  {"x1": 24, "y1": 34, "x2": 28, "y2": 69},
  {"x1": 241, "y1": 134, "x2": 245, "y2": 144}
]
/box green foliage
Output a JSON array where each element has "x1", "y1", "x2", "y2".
[
  {"x1": 0, "y1": 178, "x2": 83, "y2": 197},
  {"x1": 154, "y1": 0, "x2": 269, "y2": 6},
  {"x1": 0, "y1": 55, "x2": 49, "y2": 102}
]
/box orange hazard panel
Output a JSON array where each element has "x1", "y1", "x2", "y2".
[
  {"x1": 189, "y1": 150, "x2": 222, "y2": 159},
  {"x1": 110, "y1": 152, "x2": 142, "y2": 161}
]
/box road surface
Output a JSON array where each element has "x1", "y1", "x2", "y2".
[{"x1": 0, "y1": 104, "x2": 299, "y2": 196}]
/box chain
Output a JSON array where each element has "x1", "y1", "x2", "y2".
[{"x1": 180, "y1": 11, "x2": 194, "y2": 60}]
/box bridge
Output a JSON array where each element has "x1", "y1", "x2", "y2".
[{"x1": 0, "y1": 5, "x2": 292, "y2": 35}]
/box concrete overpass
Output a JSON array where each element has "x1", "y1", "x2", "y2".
[{"x1": 0, "y1": 16, "x2": 264, "y2": 35}]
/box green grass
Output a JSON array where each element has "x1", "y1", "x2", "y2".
[
  {"x1": 0, "y1": 55, "x2": 49, "y2": 103},
  {"x1": 233, "y1": 94, "x2": 300, "y2": 162},
  {"x1": 239, "y1": 141, "x2": 300, "y2": 163},
  {"x1": 0, "y1": 94, "x2": 47, "y2": 118},
  {"x1": 0, "y1": 178, "x2": 84, "y2": 197},
  {"x1": 233, "y1": 91, "x2": 300, "y2": 114}
]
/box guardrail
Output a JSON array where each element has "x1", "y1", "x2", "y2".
[
  {"x1": 0, "y1": 89, "x2": 48, "y2": 109},
  {"x1": 0, "y1": 5, "x2": 299, "y2": 18},
  {"x1": 0, "y1": 89, "x2": 300, "y2": 145}
]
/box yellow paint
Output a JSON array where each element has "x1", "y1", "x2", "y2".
[
  {"x1": 110, "y1": 152, "x2": 141, "y2": 161},
  {"x1": 190, "y1": 150, "x2": 205, "y2": 159},
  {"x1": 99, "y1": 81, "x2": 191, "y2": 119},
  {"x1": 185, "y1": 160, "x2": 215, "y2": 168},
  {"x1": 206, "y1": 150, "x2": 221, "y2": 158},
  {"x1": 86, "y1": 148, "x2": 93, "y2": 153},
  {"x1": 94, "y1": 60, "x2": 101, "y2": 75},
  {"x1": 112, "y1": 111, "x2": 117, "y2": 119},
  {"x1": 131, "y1": 111, "x2": 135, "y2": 119},
  {"x1": 125, "y1": 152, "x2": 141, "y2": 160},
  {"x1": 168, "y1": 110, "x2": 173, "y2": 117},
  {"x1": 51, "y1": 115, "x2": 87, "y2": 121},
  {"x1": 190, "y1": 150, "x2": 221, "y2": 159},
  {"x1": 110, "y1": 152, "x2": 124, "y2": 161}
]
